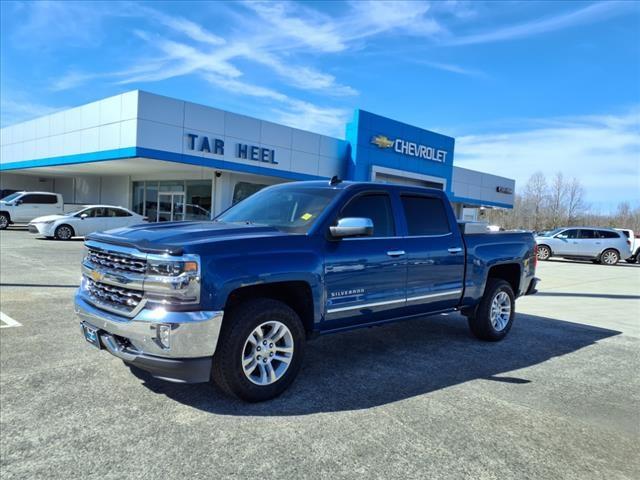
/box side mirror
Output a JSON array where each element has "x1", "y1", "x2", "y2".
[
  {"x1": 330, "y1": 217, "x2": 374, "y2": 238},
  {"x1": 15, "y1": 200, "x2": 22, "y2": 206},
  {"x1": 80, "y1": 213, "x2": 88, "y2": 220}
]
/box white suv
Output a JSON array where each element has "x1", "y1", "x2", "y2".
[
  {"x1": 0, "y1": 192, "x2": 64, "y2": 229},
  {"x1": 535, "y1": 227, "x2": 632, "y2": 265}
]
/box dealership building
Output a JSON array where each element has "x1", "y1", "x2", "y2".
[{"x1": 0, "y1": 90, "x2": 514, "y2": 222}]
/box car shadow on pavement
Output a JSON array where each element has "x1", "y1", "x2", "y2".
[{"x1": 131, "y1": 312, "x2": 620, "y2": 415}]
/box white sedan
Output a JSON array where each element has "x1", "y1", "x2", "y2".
[{"x1": 28, "y1": 206, "x2": 146, "y2": 240}]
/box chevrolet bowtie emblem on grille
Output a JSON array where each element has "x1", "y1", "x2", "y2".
[
  {"x1": 90, "y1": 270, "x2": 103, "y2": 282},
  {"x1": 371, "y1": 135, "x2": 394, "y2": 149}
]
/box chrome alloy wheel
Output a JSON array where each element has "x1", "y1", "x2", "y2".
[
  {"x1": 242, "y1": 321, "x2": 294, "y2": 386},
  {"x1": 490, "y1": 291, "x2": 511, "y2": 331},
  {"x1": 0, "y1": 215, "x2": 8, "y2": 229},
  {"x1": 601, "y1": 250, "x2": 618, "y2": 265}
]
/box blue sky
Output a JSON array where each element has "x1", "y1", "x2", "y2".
[{"x1": 1, "y1": 0, "x2": 639, "y2": 210}]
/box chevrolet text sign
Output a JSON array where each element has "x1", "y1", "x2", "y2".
[{"x1": 371, "y1": 135, "x2": 448, "y2": 163}]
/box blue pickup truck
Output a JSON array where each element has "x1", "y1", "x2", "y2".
[{"x1": 75, "y1": 180, "x2": 538, "y2": 401}]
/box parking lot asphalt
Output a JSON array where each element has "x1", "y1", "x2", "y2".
[{"x1": 1, "y1": 228, "x2": 639, "y2": 480}]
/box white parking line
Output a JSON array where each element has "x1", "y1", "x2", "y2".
[{"x1": 0, "y1": 312, "x2": 22, "y2": 328}]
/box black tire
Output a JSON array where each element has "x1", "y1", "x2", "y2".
[
  {"x1": 0, "y1": 213, "x2": 9, "y2": 230},
  {"x1": 468, "y1": 278, "x2": 515, "y2": 342},
  {"x1": 600, "y1": 249, "x2": 619, "y2": 266},
  {"x1": 211, "y1": 298, "x2": 306, "y2": 402},
  {"x1": 537, "y1": 245, "x2": 551, "y2": 261},
  {"x1": 54, "y1": 224, "x2": 75, "y2": 240}
]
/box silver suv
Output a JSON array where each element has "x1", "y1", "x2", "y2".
[{"x1": 535, "y1": 227, "x2": 632, "y2": 265}]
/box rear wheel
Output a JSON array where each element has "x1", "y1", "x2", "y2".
[
  {"x1": 211, "y1": 298, "x2": 306, "y2": 402},
  {"x1": 468, "y1": 279, "x2": 515, "y2": 341},
  {"x1": 0, "y1": 213, "x2": 9, "y2": 230},
  {"x1": 537, "y1": 245, "x2": 551, "y2": 261},
  {"x1": 600, "y1": 249, "x2": 619, "y2": 265},
  {"x1": 54, "y1": 224, "x2": 75, "y2": 240}
]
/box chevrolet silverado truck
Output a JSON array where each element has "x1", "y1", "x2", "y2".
[{"x1": 75, "y1": 180, "x2": 539, "y2": 402}]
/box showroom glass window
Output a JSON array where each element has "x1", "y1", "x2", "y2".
[{"x1": 233, "y1": 182, "x2": 268, "y2": 205}]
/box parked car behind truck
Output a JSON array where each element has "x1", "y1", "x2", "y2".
[
  {"x1": 0, "y1": 191, "x2": 63, "y2": 229},
  {"x1": 535, "y1": 227, "x2": 631, "y2": 265},
  {"x1": 29, "y1": 205, "x2": 146, "y2": 240},
  {"x1": 75, "y1": 180, "x2": 538, "y2": 402}
]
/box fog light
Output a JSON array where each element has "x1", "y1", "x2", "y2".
[{"x1": 157, "y1": 324, "x2": 171, "y2": 349}]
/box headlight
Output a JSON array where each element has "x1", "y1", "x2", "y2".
[
  {"x1": 145, "y1": 255, "x2": 201, "y2": 306},
  {"x1": 42, "y1": 220, "x2": 56, "y2": 225},
  {"x1": 146, "y1": 259, "x2": 198, "y2": 276}
]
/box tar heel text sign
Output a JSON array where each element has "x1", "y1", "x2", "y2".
[
  {"x1": 186, "y1": 133, "x2": 277, "y2": 164},
  {"x1": 371, "y1": 135, "x2": 448, "y2": 163}
]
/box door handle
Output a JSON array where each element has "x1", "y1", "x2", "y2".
[
  {"x1": 387, "y1": 250, "x2": 406, "y2": 257},
  {"x1": 448, "y1": 247, "x2": 462, "y2": 254}
]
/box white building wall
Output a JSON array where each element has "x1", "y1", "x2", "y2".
[
  {"x1": 1, "y1": 91, "x2": 139, "y2": 167},
  {"x1": 452, "y1": 166, "x2": 515, "y2": 206}
]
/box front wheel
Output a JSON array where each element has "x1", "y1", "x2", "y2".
[
  {"x1": 211, "y1": 298, "x2": 306, "y2": 402},
  {"x1": 54, "y1": 224, "x2": 75, "y2": 240},
  {"x1": 0, "y1": 213, "x2": 9, "y2": 230},
  {"x1": 600, "y1": 249, "x2": 619, "y2": 265},
  {"x1": 468, "y1": 279, "x2": 515, "y2": 341}
]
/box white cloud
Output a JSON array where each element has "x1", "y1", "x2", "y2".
[
  {"x1": 455, "y1": 108, "x2": 640, "y2": 209},
  {"x1": 446, "y1": 1, "x2": 633, "y2": 46}
]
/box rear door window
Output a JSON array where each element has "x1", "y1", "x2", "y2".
[
  {"x1": 400, "y1": 195, "x2": 451, "y2": 235},
  {"x1": 339, "y1": 193, "x2": 395, "y2": 237}
]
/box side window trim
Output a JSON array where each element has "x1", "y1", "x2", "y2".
[{"x1": 337, "y1": 191, "x2": 396, "y2": 238}]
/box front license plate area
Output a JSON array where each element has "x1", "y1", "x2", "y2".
[{"x1": 82, "y1": 323, "x2": 102, "y2": 349}]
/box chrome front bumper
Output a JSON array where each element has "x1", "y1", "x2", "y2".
[{"x1": 74, "y1": 293, "x2": 223, "y2": 359}]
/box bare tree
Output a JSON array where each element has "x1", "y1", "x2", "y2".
[
  {"x1": 566, "y1": 177, "x2": 586, "y2": 225},
  {"x1": 523, "y1": 171, "x2": 548, "y2": 231},
  {"x1": 548, "y1": 172, "x2": 568, "y2": 228}
]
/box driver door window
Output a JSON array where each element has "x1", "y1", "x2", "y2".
[{"x1": 338, "y1": 194, "x2": 395, "y2": 237}]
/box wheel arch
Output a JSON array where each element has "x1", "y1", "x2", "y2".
[
  {"x1": 223, "y1": 281, "x2": 315, "y2": 337},
  {"x1": 486, "y1": 263, "x2": 521, "y2": 296}
]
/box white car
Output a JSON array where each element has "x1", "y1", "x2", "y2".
[{"x1": 28, "y1": 205, "x2": 146, "y2": 240}]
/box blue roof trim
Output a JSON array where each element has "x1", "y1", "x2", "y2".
[
  {"x1": 0, "y1": 146, "x2": 324, "y2": 181},
  {"x1": 0, "y1": 147, "x2": 138, "y2": 171},
  {"x1": 450, "y1": 195, "x2": 513, "y2": 209}
]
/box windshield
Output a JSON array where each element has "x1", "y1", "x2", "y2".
[
  {"x1": 1, "y1": 192, "x2": 22, "y2": 202},
  {"x1": 216, "y1": 186, "x2": 339, "y2": 233},
  {"x1": 538, "y1": 228, "x2": 564, "y2": 237}
]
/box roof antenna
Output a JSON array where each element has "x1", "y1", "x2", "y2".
[{"x1": 329, "y1": 175, "x2": 342, "y2": 186}]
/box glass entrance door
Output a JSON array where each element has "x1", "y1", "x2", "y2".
[{"x1": 157, "y1": 192, "x2": 185, "y2": 222}]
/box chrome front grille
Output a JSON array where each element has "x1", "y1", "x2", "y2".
[
  {"x1": 85, "y1": 277, "x2": 143, "y2": 314},
  {"x1": 86, "y1": 248, "x2": 147, "y2": 274}
]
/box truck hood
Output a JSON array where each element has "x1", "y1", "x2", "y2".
[{"x1": 87, "y1": 221, "x2": 289, "y2": 255}]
